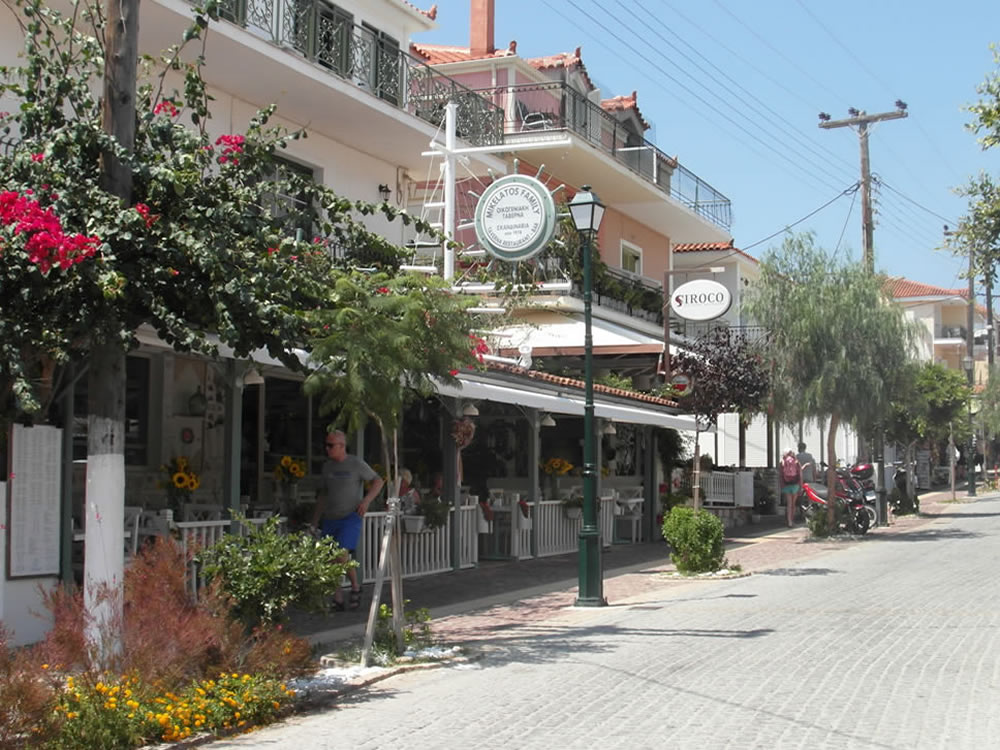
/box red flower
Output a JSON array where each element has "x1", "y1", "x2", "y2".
[
  {"x1": 448, "y1": 369, "x2": 459, "y2": 376},
  {"x1": 153, "y1": 100, "x2": 179, "y2": 117},
  {"x1": 30, "y1": 152, "x2": 43, "y2": 162},
  {"x1": 135, "y1": 203, "x2": 157, "y2": 228},
  {"x1": 376, "y1": 286, "x2": 390, "y2": 294},
  {"x1": 0, "y1": 190, "x2": 100, "y2": 274},
  {"x1": 215, "y1": 134, "x2": 245, "y2": 165},
  {"x1": 267, "y1": 246, "x2": 278, "y2": 256}
]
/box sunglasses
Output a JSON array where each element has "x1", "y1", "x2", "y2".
[{"x1": 325, "y1": 442, "x2": 345, "y2": 448}]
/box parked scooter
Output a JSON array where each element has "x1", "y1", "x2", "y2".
[
  {"x1": 797, "y1": 470, "x2": 871, "y2": 535},
  {"x1": 848, "y1": 462, "x2": 878, "y2": 527}
]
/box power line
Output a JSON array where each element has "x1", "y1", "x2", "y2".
[
  {"x1": 875, "y1": 178, "x2": 958, "y2": 226},
  {"x1": 743, "y1": 183, "x2": 860, "y2": 252}
]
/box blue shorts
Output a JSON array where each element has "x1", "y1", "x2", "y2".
[
  {"x1": 320, "y1": 513, "x2": 362, "y2": 553},
  {"x1": 781, "y1": 484, "x2": 801, "y2": 495}
]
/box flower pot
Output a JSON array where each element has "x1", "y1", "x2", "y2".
[
  {"x1": 402, "y1": 515, "x2": 425, "y2": 533},
  {"x1": 477, "y1": 516, "x2": 492, "y2": 534},
  {"x1": 518, "y1": 515, "x2": 533, "y2": 531},
  {"x1": 563, "y1": 506, "x2": 582, "y2": 520}
]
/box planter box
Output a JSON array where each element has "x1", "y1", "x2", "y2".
[
  {"x1": 517, "y1": 514, "x2": 532, "y2": 531},
  {"x1": 563, "y1": 506, "x2": 583, "y2": 520},
  {"x1": 477, "y1": 516, "x2": 492, "y2": 534},
  {"x1": 402, "y1": 515, "x2": 426, "y2": 533}
]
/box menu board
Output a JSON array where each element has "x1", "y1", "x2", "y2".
[{"x1": 7, "y1": 424, "x2": 62, "y2": 578}]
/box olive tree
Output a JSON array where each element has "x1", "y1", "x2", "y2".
[{"x1": 744, "y1": 233, "x2": 916, "y2": 525}]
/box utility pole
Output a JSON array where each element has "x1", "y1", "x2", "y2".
[{"x1": 819, "y1": 103, "x2": 908, "y2": 273}]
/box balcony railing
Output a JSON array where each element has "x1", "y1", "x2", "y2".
[
  {"x1": 472, "y1": 82, "x2": 731, "y2": 230},
  {"x1": 216, "y1": 0, "x2": 504, "y2": 147}
]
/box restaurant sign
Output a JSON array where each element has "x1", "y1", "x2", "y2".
[
  {"x1": 670, "y1": 278, "x2": 733, "y2": 321},
  {"x1": 474, "y1": 174, "x2": 557, "y2": 262}
]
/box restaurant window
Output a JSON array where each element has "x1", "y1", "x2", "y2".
[
  {"x1": 262, "y1": 156, "x2": 316, "y2": 238},
  {"x1": 621, "y1": 241, "x2": 642, "y2": 275},
  {"x1": 72, "y1": 355, "x2": 151, "y2": 465}
]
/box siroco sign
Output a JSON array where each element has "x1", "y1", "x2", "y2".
[
  {"x1": 670, "y1": 278, "x2": 733, "y2": 322},
  {"x1": 474, "y1": 174, "x2": 557, "y2": 262}
]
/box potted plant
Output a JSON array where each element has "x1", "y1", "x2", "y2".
[
  {"x1": 414, "y1": 497, "x2": 450, "y2": 532},
  {"x1": 561, "y1": 493, "x2": 584, "y2": 520}
]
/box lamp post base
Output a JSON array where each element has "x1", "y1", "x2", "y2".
[{"x1": 575, "y1": 529, "x2": 607, "y2": 607}]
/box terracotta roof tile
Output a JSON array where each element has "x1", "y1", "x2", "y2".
[
  {"x1": 397, "y1": 0, "x2": 437, "y2": 20},
  {"x1": 600, "y1": 90, "x2": 649, "y2": 131},
  {"x1": 883, "y1": 276, "x2": 967, "y2": 299},
  {"x1": 525, "y1": 46, "x2": 594, "y2": 90},
  {"x1": 673, "y1": 240, "x2": 757, "y2": 265},
  {"x1": 410, "y1": 42, "x2": 517, "y2": 64},
  {"x1": 483, "y1": 362, "x2": 680, "y2": 408}
]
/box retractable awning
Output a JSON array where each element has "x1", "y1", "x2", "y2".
[
  {"x1": 490, "y1": 310, "x2": 664, "y2": 357},
  {"x1": 434, "y1": 373, "x2": 710, "y2": 433}
]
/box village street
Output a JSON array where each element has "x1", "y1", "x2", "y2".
[{"x1": 207, "y1": 493, "x2": 1000, "y2": 749}]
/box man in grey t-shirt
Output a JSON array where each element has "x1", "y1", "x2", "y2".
[{"x1": 311, "y1": 430, "x2": 384, "y2": 610}]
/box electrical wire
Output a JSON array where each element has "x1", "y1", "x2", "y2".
[
  {"x1": 743, "y1": 183, "x2": 860, "y2": 253},
  {"x1": 834, "y1": 188, "x2": 858, "y2": 256}
]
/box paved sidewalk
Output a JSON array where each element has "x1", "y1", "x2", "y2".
[{"x1": 297, "y1": 488, "x2": 975, "y2": 652}]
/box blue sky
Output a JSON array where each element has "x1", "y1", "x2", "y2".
[{"x1": 416, "y1": 1, "x2": 1000, "y2": 291}]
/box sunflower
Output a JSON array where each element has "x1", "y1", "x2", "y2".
[
  {"x1": 280, "y1": 455, "x2": 292, "y2": 468},
  {"x1": 172, "y1": 472, "x2": 189, "y2": 489}
]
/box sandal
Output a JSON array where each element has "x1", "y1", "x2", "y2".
[
  {"x1": 348, "y1": 589, "x2": 362, "y2": 610},
  {"x1": 332, "y1": 598, "x2": 346, "y2": 612}
]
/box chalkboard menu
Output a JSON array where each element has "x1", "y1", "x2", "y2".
[{"x1": 7, "y1": 424, "x2": 62, "y2": 578}]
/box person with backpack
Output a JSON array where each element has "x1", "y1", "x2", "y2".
[{"x1": 780, "y1": 449, "x2": 802, "y2": 526}]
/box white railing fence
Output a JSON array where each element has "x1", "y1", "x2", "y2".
[{"x1": 177, "y1": 517, "x2": 272, "y2": 599}]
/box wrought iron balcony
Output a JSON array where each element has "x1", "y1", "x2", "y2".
[
  {"x1": 216, "y1": 0, "x2": 504, "y2": 147},
  {"x1": 471, "y1": 82, "x2": 731, "y2": 230}
]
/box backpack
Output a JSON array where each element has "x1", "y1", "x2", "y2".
[{"x1": 781, "y1": 453, "x2": 799, "y2": 482}]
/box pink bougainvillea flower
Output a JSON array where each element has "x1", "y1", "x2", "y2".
[
  {"x1": 376, "y1": 286, "x2": 390, "y2": 294},
  {"x1": 153, "y1": 100, "x2": 179, "y2": 117},
  {"x1": 215, "y1": 134, "x2": 245, "y2": 165},
  {"x1": 30, "y1": 152, "x2": 44, "y2": 162},
  {"x1": 135, "y1": 202, "x2": 157, "y2": 228},
  {"x1": 0, "y1": 190, "x2": 100, "y2": 274}
]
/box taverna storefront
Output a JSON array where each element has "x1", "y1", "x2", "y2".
[{"x1": 2, "y1": 330, "x2": 730, "y2": 646}]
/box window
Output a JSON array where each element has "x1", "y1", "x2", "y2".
[
  {"x1": 263, "y1": 156, "x2": 316, "y2": 238},
  {"x1": 360, "y1": 23, "x2": 400, "y2": 104},
  {"x1": 314, "y1": 2, "x2": 353, "y2": 75},
  {"x1": 72, "y1": 356, "x2": 151, "y2": 465},
  {"x1": 621, "y1": 241, "x2": 642, "y2": 275}
]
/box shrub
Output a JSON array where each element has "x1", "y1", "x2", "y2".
[
  {"x1": 198, "y1": 515, "x2": 355, "y2": 625},
  {"x1": 416, "y1": 497, "x2": 450, "y2": 530},
  {"x1": 0, "y1": 627, "x2": 59, "y2": 748},
  {"x1": 370, "y1": 602, "x2": 432, "y2": 663},
  {"x1": 662, "y1": 507, "x2": 725, "y2": 574},
  {"x1": 806, "y1": 506, "x2": 834, "y2": 537}
]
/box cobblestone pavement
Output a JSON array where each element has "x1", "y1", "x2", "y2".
[{"x1": 209, "y1": 491, "x2": 1000, "y2": 749}]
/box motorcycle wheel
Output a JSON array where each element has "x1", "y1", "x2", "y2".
[
  {"x1": 864, "y1": 505, "x2": 876, "y2": 528},
  {"x1": 854, "y1": 508, "x2": 870, "y2": 535}
]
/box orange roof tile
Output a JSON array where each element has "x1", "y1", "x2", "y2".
[
  {"x1": 525, "y1": 46, "x2": 595, "y2": 90},
  {"x1": 600, "y1": 90, "x2": 649, "y2": 131},
  {"x1": 397, "y1": 0, "x2": 437, "y2": 20},
  {"x1": 484, "y1": 362, "x2": 680, "y2": 408},
  {"x1": 673, "y1": 240, "x2": 758, "y2": 265},
  {"x1": 883, "y1": 276, "x2": 967, "y2": 299}
]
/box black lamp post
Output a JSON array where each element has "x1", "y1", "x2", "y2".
[
  {"x1": 568, "y1": 185, "x2": 607, "y2": 607},
  {"x1": 963, "y1": 353, "x2": 976, "y2": 497}
]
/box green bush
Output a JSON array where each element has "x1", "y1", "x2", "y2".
[
  {"x1": 417, "y1": 497, "x2": 450, "y2": 530},
  {"x1": 806, "y1": 506, "x2": 833, "y2": 537},
  {"x1": 372, "y1": 602, "x2": 432, "y2": 662},
  {"x1": 661, "y1": 507, "x2": 725, "y2": 574},
  {"x1": 198, "y1": 516, "x2": 355, "y2": 625}
]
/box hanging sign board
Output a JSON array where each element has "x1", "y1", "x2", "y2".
[
  {"x1": 474, "y1": 174, "x2": 557, "y2": 262},
  {"x1": 670, "y1": 279, "x2": 733, "y2": 321},
  {"x1": 670, "y1": 372, "x2": 693, "y2": 397},
  {"x1": 7, "y1": 424, "x2": 62, "y2": 578}
]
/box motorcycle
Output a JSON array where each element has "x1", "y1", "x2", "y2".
[
  {"x1": 848, "y1": 463, "x2": 878, "y2": 527},
  {"x1": 797, "y1": 473, "x2": 870, "y2": 535}
]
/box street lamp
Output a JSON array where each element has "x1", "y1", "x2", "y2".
[
  {"x1": 569, "y1": 185, "x2": 606, "y2": 607},
  {"x1": 962, "y1": 353, "x2": 976, "y2": 497}
]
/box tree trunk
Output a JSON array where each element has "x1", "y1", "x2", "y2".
[
  {"x1": 83, "y1": 342, "x2": 126, "y2": 658},
  {"x1": 85, "y1": 0, "x2": 138, "y2": 659},
  {"x1": 826, "y1": 413, "x2": 840, "y2": 529}
]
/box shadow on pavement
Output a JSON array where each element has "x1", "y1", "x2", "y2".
[{"x1": 878, "y1": 527, "x2": 981, "y2": 542}]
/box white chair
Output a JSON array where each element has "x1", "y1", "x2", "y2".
[
  {"x1": 124, "y1": 505, "x2": 143, "y2": 558},
  {"x1": 179, "y1": 503, "x2": 223, "y2": 522}
]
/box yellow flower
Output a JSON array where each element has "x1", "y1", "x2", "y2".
[
  {"x1": 188, "y1": 475, "x2": 201, "y2": 490},
  {"x1": 280, "y1": 455, "x2": 292, "y2": 468},
  {"x1": 172, "y1": 472, "x2": 189, "y2": 489}
]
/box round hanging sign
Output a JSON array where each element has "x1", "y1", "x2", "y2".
[
  {"x1": 670, "y1": 372, "x2": 693, "y2": 397},
  {"x1": 670, "y1": 279, "x2": 733, "y2": 321},
  {"x1": 474, "y1": 174, "x2": 557, "y2": 262}
]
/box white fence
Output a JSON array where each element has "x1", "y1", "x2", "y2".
[
  {"x1": 703, "y1": 471, "x2": 754, "y2": 507},
  {"x1": 175, "y1": 517, "x2": 272, "y2": 598}
]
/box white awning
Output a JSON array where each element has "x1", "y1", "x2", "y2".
[
  {"x1": 489, "y1": 311, "x2": 664, "y2": 356},
  {"x1": 435, "y1": 374, "x2": 710, "y2": 433}
]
